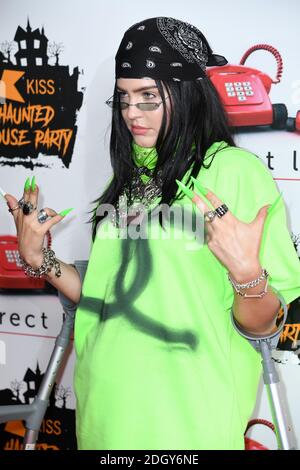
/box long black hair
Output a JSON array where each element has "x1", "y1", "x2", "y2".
[{"x1": 89, "y1": 77, "x2": 235, "y2": 242}]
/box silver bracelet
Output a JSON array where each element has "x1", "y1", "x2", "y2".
[
  {"x1": 228, "y1": 268, "x2": 269, "y2": 298},
  {"x1": 20, "y1": 247, "x2": 62, "y2": 278}
]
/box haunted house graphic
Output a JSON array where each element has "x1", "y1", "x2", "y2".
[
  {"x1": 14, "y1": 21, "x2": 49, "y2": 67},
  {"x1": 0, "y1": 362, "x2": 76, "y2": 450},
  {"x1": 0, "y1": 20, "x2": 83, "y2": 168},
  {"x1": 23, "y1": 363, "x2": 56, "y2": 406}
]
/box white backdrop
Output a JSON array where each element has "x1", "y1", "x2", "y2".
[{"x1": 0, "y1": 0, "x2": 300, "y2": 450}]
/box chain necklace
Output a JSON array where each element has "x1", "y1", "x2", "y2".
[
  {"x1": 108, "y1": 142, "x2": 163, "y2": 228},
  {"x1": 110, "y1": 142, "x2": 195, "y2": 229},
  {"x1": 111, "y1": 165, "x2": 163, "y2": 228}
]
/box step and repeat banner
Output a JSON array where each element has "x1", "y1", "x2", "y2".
[{"x1": 0, "y1": 0, "x2": 299, "y2": 451}]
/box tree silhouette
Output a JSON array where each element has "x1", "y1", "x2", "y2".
[
  {"x1": 55, "y1": 385, "x2": 71, "y2": 409},
  {"x1": 48, "y1": 41, "x2": 64, "y2": 66},
  {"x1": 0, "y1": 41, "x2": 16, "y2": 64},
  {"x1": 10, "y1": 379, "x2": 24, "y2": 402}
]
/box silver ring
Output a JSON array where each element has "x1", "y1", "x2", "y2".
[
  {"x1": 18, "y1": 197, "x2": 25, "y2": 209},
  {"x1": 8, "y1": 196, "x2": 26, "y2": 213},
  {"x1": 204, "y1": 210, "x2": 217, "y2": 223},
  {"x1": 37, "y1": 209, "x2": 48, "y2": 224},
  {"x1": 22, "y1": 201, "x2": 37, "y2": 216}
]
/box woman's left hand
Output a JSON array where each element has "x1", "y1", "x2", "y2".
[{"x1": 191, "y1": 189, "x2": 270, "y2": 281}]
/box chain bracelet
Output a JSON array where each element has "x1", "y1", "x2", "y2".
[
  {"x1": 19, "y1": 247, "x2": 62, "y2": 278},
  {"x1": 228, "y1": 268, "x2": 269, "y2": 295}
]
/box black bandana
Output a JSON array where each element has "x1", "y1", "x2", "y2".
[{"x1": 115, "y1": 17, "x2": 227, "y2": 81}]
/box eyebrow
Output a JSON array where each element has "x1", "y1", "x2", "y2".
[{"x1": 116, "y1": 85, "x2": 158, "y2": 92}]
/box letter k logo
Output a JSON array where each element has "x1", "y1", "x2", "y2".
[{"x1": 0, "y1": 70, "x2": 25, "y2": 103}]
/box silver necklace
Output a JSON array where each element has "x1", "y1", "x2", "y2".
[{"x1": 111, "y1": 166, "x2": 163, "y2": 228}]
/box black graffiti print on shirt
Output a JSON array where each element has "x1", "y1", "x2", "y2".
[{"x1": 79, "y1": 234, "x2": 199, "y2": 351}]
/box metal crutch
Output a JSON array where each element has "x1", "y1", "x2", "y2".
[
  {"x1": 231, "y1": 290, "x2": 296, "y2": 450},
  {"x1": 0, "y1": 259, "x2": 88, "y2": 450}
]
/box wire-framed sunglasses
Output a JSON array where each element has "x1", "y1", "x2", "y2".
[{"x1": 105, "y1": 95, "x2": 169, "y2": 111}]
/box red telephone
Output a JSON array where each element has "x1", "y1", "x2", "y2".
[
  {"x1": 0, "y1": 233, "x2": 51, "y2": 290},
  {"x1": 207, "y1": 44, "x2": 288, "y2": 129},
  {"x1": 287, "y1": 110, "x2": 300, "y2": 132}
]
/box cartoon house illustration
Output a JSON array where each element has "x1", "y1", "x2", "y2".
[
  {"x1": 14, "y1": 19, "x2": 48, "y2": 67},
  {"x1": 23, "y1": 363, "x2": 43, "y2": 404},
  {"x1": 23, "y1": 363, "x2": 55, "y2": 406},
  {"x1": 0, "y1": 20, "x2": 83, "y2": 168}
]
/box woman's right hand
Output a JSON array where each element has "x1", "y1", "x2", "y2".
[{"x1": 4, "y1": 176, "x2": 72, "y2": 268}]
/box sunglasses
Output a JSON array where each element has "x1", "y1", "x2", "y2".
[{"x1": 105, "y1": 95, "x2": 169, "y2": 111}]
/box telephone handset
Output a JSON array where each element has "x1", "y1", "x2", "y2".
[
  {"x1": 0, "y1": 232, "x2": 51, "y2": 290},
  {"x1": 207, "y1": 44, "x2": 288, "y2": 129}
]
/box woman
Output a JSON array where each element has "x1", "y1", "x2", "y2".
[{"x1": 3, "y1": 17, "x2": 300, "y2": 450}]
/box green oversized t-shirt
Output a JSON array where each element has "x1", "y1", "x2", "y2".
[{"x1": 73, "y1": 141, "x2": 300, "y2": 450}]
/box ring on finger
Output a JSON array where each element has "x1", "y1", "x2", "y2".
[
  {"x1": 8, "y1": 204, "x2": 20, "y2": 213},
  {"x1": 7, "y1": 196, "x2": 29, "y2": 214},
  {"x1": 8, "y1": 196, "x2": 26, "y2": 213},
  {"x1": 18, "y1": 197, "x2": 25, "y2": 209},
  {"x1": 37, "y1": 208, "x2": 49, "y2": 224},
  {"x1": 22, "y1": 201, "x2": 37, "y2": 216},
  {"x1": 215, "y1": 204, "x2": 229, "y2": 218},
  {"x1": 204, "y1": 210, "x2": 217, "y2": 223}
]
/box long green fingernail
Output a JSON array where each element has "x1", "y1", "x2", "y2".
[
  {"x1": 267, "y1": 192, "x2": 283, "y2": 216},
  {"x1": 175, "y1": 180, "x2": 195, "y2": 200},
  {"x1": 24, "y1": 177, "x2": 31, "y2": 192},
  {"x1": 59, "y1": 207, "x2": 74, "y2": 217},
  {"x1": 31, "y1": 175, "x2": 36, "y2": 191},
  {"x1": 190, "y1": 176, "x2": 208, "y2": 197}
]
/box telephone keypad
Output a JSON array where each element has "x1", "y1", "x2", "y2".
[
  {"x1": 5, "y1": 249, "x2": 22, "y2": 267},
  {"x1": 225, "y1": 80, "x2": 254, "y2": 101}
]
